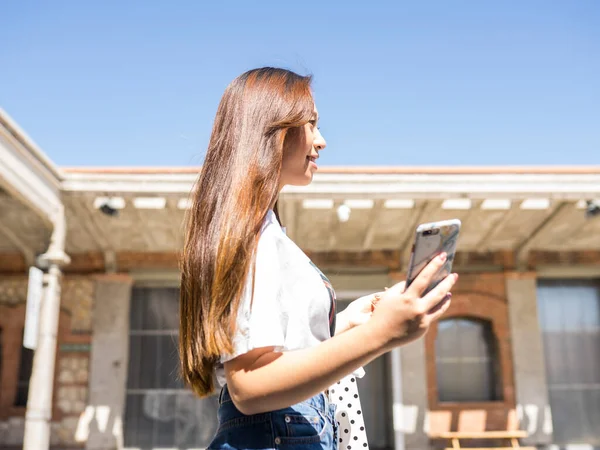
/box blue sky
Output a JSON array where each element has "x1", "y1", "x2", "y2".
[{"x1": 1, "y1": 1, "x2": 599, "y2": 167}]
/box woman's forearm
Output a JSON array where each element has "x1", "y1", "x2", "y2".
[
  {"x1": 225, "y1": 320, "x2": 388, "y2": 415},
  {"x1": 334, "y1": 310, "x2": 351, "y2": 335}
]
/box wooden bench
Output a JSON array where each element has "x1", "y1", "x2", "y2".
[{"x1": 429, "y1": 430, "x2": 535, "y2": 450}]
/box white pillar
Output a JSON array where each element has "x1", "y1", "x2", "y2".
[{"x1": 23, "y1": 205, "x2": 70, "y2": 450}]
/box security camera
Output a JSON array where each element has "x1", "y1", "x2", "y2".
[
  {"x1": 98, "y1": 198, "x2": 123, "y2": 217},
  {"x1": 99, "y1": 202, "x2": 119, "y2": 217},
  {"x1": 586, "y1": 200, "x2": 600, "y2": 219}
]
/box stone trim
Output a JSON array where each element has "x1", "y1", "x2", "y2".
[
  {"x1": 535, "y1": 265, "x2": 600, "y2": 279},
  {"x1": 92, "y1": 273, "x2": 133, "y2": 283},
  {"x1": 505, "y1": 275, "x2": 552, "y2": 445},
  {"x1": 529, "y1": 250, "x2": 600, "y2": 267}
]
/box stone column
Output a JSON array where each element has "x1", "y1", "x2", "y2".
[
  {"x1": 388, "y1": 272, "x2": 430, "y2": 450},
  {"x1": 505, "y1": 272, "x2": 552, "y2": 445},
  {"x1": 397, "y1": 340, "x2": 430, "y2": 450},
  {"x1": 86, "y1": 274, "x2": 133, "y2": 450}
]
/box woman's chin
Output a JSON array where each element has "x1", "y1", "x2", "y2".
[
  {"x1": 283, "y1": 169, "x2": 315, "y2": 187},
  {"x1": 303, "y1": 170, "x2": 315, "y2": 185},
  {"x1": 290, "y1": 173, "x2": 314, "y2": 187}
]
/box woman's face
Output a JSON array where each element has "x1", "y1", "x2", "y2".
[{"x1": 280, "y1": 107, "x2": 326, "y2": 188}]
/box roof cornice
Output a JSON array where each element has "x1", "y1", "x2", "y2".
[
  {"x1": 61, "y1": 165, "x2": 600, "y2": 175},
  {"x1": 60, "y1": 170, "x2": 600, "y2": 200}
]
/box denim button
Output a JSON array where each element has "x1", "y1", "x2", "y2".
[
  {"x1": 284, "y1": 416, "x2": 291, "y2": 423},
  {"x1": 275, "y1": 437, "x2": 281, "y2": 444}
]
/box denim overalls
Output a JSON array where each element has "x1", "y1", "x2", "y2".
[{"x1": 208, "y1": 384, "x2": 339, "y2": 450}]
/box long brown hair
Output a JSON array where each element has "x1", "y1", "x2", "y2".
[{"x1": 179, "y1": 68, "x2": 314, "y2": 397}]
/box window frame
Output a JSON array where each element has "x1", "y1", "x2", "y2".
[{"x1": 425, "y1": 292, "x2": 516, "y2": 411}]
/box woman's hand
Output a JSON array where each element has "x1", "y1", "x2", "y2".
[
  {"x1": 367, "y1": 252, "x2": 457, "y2": 349},
  {"x1": 335, "y1": 292, "x2": 384, "y2": 335}
]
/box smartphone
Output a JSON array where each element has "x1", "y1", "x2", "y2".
[{"x1": 405, "y1": 219, "x2": 461, "y2": 296}]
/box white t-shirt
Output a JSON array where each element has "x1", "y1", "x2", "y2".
[
  {"x1": 214, "y1": 209, "x2": 370, "y2": 449},
  {"x1": 216, "y1": 209, "x2": 335, "y2": 386}
]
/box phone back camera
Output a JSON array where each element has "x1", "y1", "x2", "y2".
[{"x1": 423, "y1": 228, "x2": 440, "y2": 236}]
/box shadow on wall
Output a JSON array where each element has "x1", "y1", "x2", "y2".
[{"x1": 75, "y1": 404, "x2": 123, "y2": 446}]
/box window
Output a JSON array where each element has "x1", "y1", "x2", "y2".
[
  {"x1": 123, "y1": 287, "x2": 219, "y2": 449},
  {"x1": 537, "y1": 280, "x2": 600, "y2": 447},
  {"x1": 14, "y1": 330, "x2": 34, "y2": 407},
  {"x1": 435, "y1": 317, "x2": 502, "y2": 402}
]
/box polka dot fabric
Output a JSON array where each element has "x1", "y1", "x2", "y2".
[{"x1": 329, "y1": 374, "x2": 369, "y2": 450}]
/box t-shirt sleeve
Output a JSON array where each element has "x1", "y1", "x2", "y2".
[{"x1": 220, "y1": 229, "x2": 288, "y2": 363}]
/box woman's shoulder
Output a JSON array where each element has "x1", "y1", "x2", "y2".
[
  {"x1": 256, "y1": 210, "x2": 303, "y2": 266},
  {"x1": 258, "y1": 210, "x2": 284, "y2": 242}
]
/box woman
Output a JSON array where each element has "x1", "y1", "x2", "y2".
[{"x1": 179, "y1": 67, "x2": 457, "y2": 450}]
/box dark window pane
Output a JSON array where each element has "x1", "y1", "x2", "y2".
[
  {"x1": 129, "y1": 289, "x2": 144, "y2": 331},
  {"x1": 125, "y1": 287, "x2": 218, "y2": 449},
  {"x1": 537, "y1": 279, "x2": 600, "y2": 446},
  {"x1": 131, "y1": 287, "x2": 180, "y2": 331},
  {"x1": 548, "y1": 389, "x2": 586, "y2": 445},
  {"x1": 436, "y1": 317, "x2": 501, "y2": 402},
  {"x1": 437, "y1": 361, "x2": 462, "y2": 402},
  {"x1": 15, "y1": 331, "x2": 34, "y2": 407},
  {"x1": 145, "y1": 393, "x2": 177, "y2": 447},
  {"x1": 127, "y1": 335, "x2": 142, "y2": 389},
  {"x1": 139, "y1": 336, "x2": 159, "y2": 390},
  {"x1": 176, "y1": 391, "x2": 219, "y2": 448},
  {"x1": 124, "y1": 393, "x2": 154, "y2": 448},
  {"x1": 159, "y1": 335, "x2": 183, "y2": 389}
]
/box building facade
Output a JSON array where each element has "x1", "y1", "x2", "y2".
[{"x1": 1, "y1": 108, "x2": 600, "y2": 450}]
